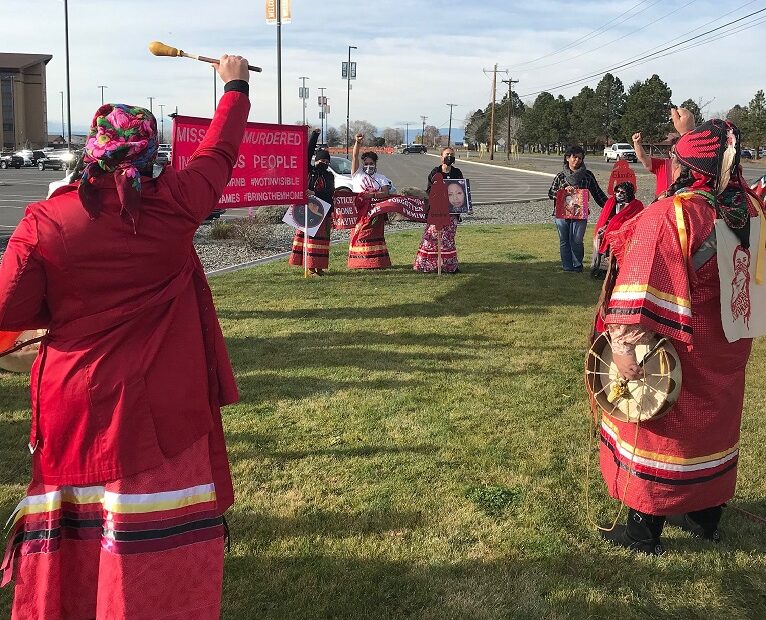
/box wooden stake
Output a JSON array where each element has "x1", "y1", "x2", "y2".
[{"x1": 437, "y1": 230, "x2": 443, "y2": 276}]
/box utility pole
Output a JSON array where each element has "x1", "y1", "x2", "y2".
[
  {"x1": 502, "y1": 77, "x2": 519, "y2": 160},
  {"x1": 147, "y1": 96, "x2": 155, "y2": 114},
  {"x1": 420, "y1": 115, "x2": 427, "y2": 146},
  {"x1": 158, "y1": 104, "x2": 165, "y2": 144},
  {"x1": 299, "y1": 76, "x2": 309, "y2": 125},
  {"x1": 483, "y1": 64, "x2": 508, "y2": 160},
  {"x1": 98, "y1": 85, "x2": 107, "y2": 106},
  {"x1": 446, "y1": 103, "x2": 458, "y2": 147},
  {"x1": 345, "y1": 45, "x2": 357, "y2": 157}
]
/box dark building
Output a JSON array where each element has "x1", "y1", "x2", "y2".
[{"x1": 0, "y1": 53, "x2": 53, "y2": 150}]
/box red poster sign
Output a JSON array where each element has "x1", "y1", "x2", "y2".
[
  {"x1": 427, "y1": 175, "x2": 451, "y2": 230},
  {"x1": 332, "y1": 190, "x2": 358, "y2": 229},
  {"x1": 171, "y1": 116, "x2": 307, "y2": 208},
  {"x1": 554, "y1": 187, "x2": 589, "y2": 220},
  {"x1": 607, "y1": 159, "x2": 637, "y2": 195}
]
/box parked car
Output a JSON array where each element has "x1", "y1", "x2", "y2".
[
  {"x1": 398, "y1": 143, "x2": 427, "y2": 154},
  {"x1": 155, "y1": 147, "x2": 171, "y2": 166},
  {"x1": 14, "y1": 149, "x2": 34, "y2": 166},
  {"x1": 741, "y1": 148, "x2": 754, "y2": 160},
  {"x1": 36, "y1": 152, "x2": 65, "y2": 171},
  {"x1": 603, "y1": 143, "x2": 637, "y2": 162},
  {"x1": 328, "y1": 155, "x2": 353, "y2": 190},
  {"x1": 0, "y1": 152, "x2": 23, "y2": 169}
]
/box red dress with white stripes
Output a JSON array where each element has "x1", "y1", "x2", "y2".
[{"x1": 600, "y1": 192, "x2": 752, "y2": 515}]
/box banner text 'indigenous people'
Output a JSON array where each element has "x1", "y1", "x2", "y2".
[{"x1": 171, "y1": 117, "x2": 307, "y2": 208}]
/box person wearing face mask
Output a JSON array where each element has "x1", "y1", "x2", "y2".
[
  {"x1": 289, "y1": 128, "x2": 335, "y2": 275},
  {"x1": 548, "y1": 145, "x2": 608, "y2": 272},
  {"x1": 414, "y1": 148, "x2": 465, "y2": 273},
  {"x1": 589, "y1": 182, "x2": 644, "y2": 278},
  {"x1": 348, "y1": 134, "x2": 396, "y2": 268}
]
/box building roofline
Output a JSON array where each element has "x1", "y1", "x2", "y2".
[{"x1": 0, "y1": 53, "x2": 54, "y2": 71}]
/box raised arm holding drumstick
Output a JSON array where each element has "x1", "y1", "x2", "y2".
[{"x1": 0, "y1": 53, "x2": 252, "y2": 618}]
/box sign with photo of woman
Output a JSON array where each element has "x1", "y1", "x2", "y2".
[
  {"x1": 282, "y1": 196, "x2": 331, "y2": 237},
  {"x1": 445, "y1": 179, "x2": 472, "y2": 214},
  {"x1": 554, "y1": 187, "x2": 589, "y2": 219}
]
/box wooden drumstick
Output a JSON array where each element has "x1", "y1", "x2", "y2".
[{"x1": 148, "y1": 41, "x2": 262, "y2": 72}]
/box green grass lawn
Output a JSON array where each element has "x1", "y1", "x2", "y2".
[{"x1": 1, "y1": 224, "x2": 765, "y2": 619}]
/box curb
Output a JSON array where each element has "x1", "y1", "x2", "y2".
[{"x1": 424, "y1": 153, "x2": 554, "y2": 178}]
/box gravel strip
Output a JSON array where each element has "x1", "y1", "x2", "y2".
[
  {"x1": 192, "y1": 199, "x2": 592, "y2": 273},
  {"x1": 0, "y1": 200, "x2": 598, "y2": 272}
]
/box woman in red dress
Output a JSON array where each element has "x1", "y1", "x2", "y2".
[
  {"x1": 597, "y1": 110, "x2": 761, "y2": 555},
  {"x1": 0, "y1": 55, "x2": 251, "y2": 618}
]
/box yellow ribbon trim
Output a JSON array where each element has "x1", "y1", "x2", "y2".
[
  {"x1": 748, "y1": 193, "x2": 765, "y2": 285},
  {"x1": 673, "y1": 194, "x2": 690, "y2": 263}
]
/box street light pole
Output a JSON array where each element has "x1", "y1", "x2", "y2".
[
  {"x1": 98, "y1": 85, "x2": 107, "y2": 106},
  {"x1": 158, "y1": 104, "x2": 165, "y2": 144},
  {"x1": 345, "y1": 45, "x2": 356, "y2": 157},
  {"x1": 446, "y1": 103, "x2": 458, "y2": 147},
  {"x1": 147, "y1": 96, "x2": 155, "y2": 114},
  {"x1": 318, "y1": 87, "x2": 326, "y2": 144},
  {"x1": 59, "y1": 91, "x2": 64, "y2": 144},
  {"x1": 63, "y1": 0, "x2": 72, "y2": 152},
  {"x1": 299, "y1": 76, "x2": 309, "y2": 126},
  {"x1": 276, "y1": 0, "x2": 282, "y2": 123}
]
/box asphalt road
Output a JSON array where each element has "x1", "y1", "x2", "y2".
[
  {"x1": 375, "y1": 153, "x2": 552, "y2": 204},
  {"x1": 503, "y1": 153, "x2": 766, "y2": 181}
]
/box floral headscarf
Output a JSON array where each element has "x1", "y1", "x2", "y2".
[{"x1": 78, "y1": 104, "x2": 158, "y2": 229}]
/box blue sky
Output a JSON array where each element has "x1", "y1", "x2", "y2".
[{"x1": 2, "y1": 1, "x2": 763, "y2": 135}]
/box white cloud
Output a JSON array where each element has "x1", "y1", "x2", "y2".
[{"x1": 2, "y1": 0, "x2": 762, "y2": 136}]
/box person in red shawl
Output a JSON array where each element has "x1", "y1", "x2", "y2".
[
  {"x1": 589, "y1": 181, "x2": 644, "y2": 278},
  {"x1": 0, "y1": 56, "x2": 251, "y2": 617},
  {"x1": 597, "y1": 109, "x2": 761, "y2": 555},
  {"x1": 289, "y1": 128, "x2": 335, "y2": 275}
]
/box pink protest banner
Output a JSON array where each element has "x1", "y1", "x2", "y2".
[{"x1": 171, "y1": 116, "x2": 307, "y2": 208}]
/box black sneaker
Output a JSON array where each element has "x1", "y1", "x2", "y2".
[
  {"x1": 600, "y1": 524, "x2": 665, "y2": 556},
  {"x1": 666, "y1": 514, "x2": 721, "y2": 542}
]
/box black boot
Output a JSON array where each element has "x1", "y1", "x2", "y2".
[
  {"x1": 666, "y1": 505, "x2": 722, "y2": 542},
  {"x1": 601, "y1": 509, "x2": 665, "y2": 555}
]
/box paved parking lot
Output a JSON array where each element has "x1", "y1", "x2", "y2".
[{"x1": 0, "y1": 168, "x2": 65, "y2": 237}]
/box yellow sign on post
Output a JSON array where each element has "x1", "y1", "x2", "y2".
[{"x1": 265, "y1": 0, "x2": 291, "y2": 24}]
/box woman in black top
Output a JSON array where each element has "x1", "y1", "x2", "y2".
[
  {"x1": 548, "y1": 145, "x2": 607, "y2": 272},
  {"x1": 415, "y1": 147, "x2": 464, "y2": 273},
  {"x1": 289, "y1": 128, "x2": 336, "y2": 275}
]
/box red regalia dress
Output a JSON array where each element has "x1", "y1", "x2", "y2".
[
  {"x1": 289, "y1": 171, "x2": 333, "y2": 270},
  {"x1": 600, "y1": 191, "x2": 753, "y2": 515},
  {"x1": 347, "y1": 170, "x2": 393, "y2": 269},
  {"x1": 0, "y1": 90, "x2": 249, "y2": 618}
]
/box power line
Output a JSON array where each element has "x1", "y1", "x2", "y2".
[
  {"x1": 517, "y1": 6, "x2": 766, "y2": 98},
  {"x1": 509, "y1": 0, "x2": 656, "y2": 69},
  {"x1": 526, "y1": 0, "x2": 697, "y2": 73}
]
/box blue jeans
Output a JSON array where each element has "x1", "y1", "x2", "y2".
[{"x1": 554, "y1": 218, "x2": 587, "y2": 271}]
